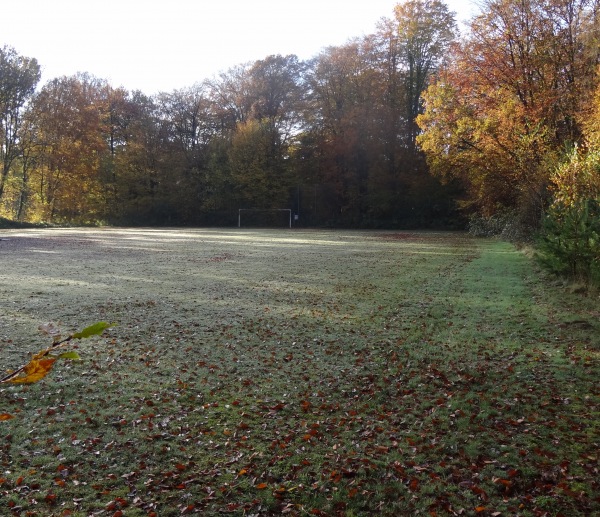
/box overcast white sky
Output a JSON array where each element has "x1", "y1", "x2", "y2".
[{"x1": 2, "y1": 0, "x2": 478, "y2": 95}]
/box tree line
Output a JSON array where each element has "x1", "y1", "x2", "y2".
[{"x1": 0, "y1": 0, "x2": 598, "y2": 231}]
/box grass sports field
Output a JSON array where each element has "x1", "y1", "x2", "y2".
[{"x1": 0, "y1": 228, "x2": 598, "y2": 516}]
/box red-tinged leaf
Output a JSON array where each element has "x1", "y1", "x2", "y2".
[
  {"x1": 0, "y1": 413, "x2": 14, "y2": 421},
  {"x1": 255, "y1": 482, "x2": 268, "y2": 489},
  {"x1": 16, "y1": 476, "x2": 24, "y2": 486},
  {"x1": 238, "y1": 468, "x2": 248, "y2": 476},
  {"x1": 175, "y1": 463, "x2": 186, "y2": 471},
  {"x1": 112, "y1": 511, "x2": 123, "y2": 517},
  {"x1": 475, "y1": 507, "x2": 486, "y2": 513},
  {"x1": 409, "y1": 478, "x2": 419, "y2": 491},
  {"x1": 39, "y1": 322, "x2": 62, "y2": 340},
  {"x1": 45, "y1": 493, "x2": 57, "y2": 505}
]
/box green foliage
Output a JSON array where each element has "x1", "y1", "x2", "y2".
[
  {"x1": 72, "y1": 321, "x2": 114, "y2": 339},
  {"x1": 537, "y1": 199, "x2": 600, "y2": 286}
]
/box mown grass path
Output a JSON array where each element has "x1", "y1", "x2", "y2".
[{"x1": 0, "y1": 229, "x2": 598, "y2": 515}]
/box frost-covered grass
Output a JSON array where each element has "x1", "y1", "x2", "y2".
[{"x1": 0, "y1": 228, "x2": 598, "y2": 516}]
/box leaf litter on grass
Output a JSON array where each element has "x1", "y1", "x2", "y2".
[{"x1": 0, "y1": 228, "x2": 598, "y2": 515}]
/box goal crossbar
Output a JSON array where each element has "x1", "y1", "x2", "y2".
[{"x1": 238, "y1": 209, "x2": 292, "y2": 228}]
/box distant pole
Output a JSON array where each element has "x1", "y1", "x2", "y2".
[{"x1": 238, "y1": 209, "x2": 241, "y2": 228}]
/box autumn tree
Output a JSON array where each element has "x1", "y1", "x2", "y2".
[
  {"x1": 206, "y1": 64, "x2": 254, "y2": 132},
  {"x1": 203, "y1": 56, "x2": 305, "y2": 213},
  {"x1": 394, "y1": 0, "x2": 457, "y2": 151},
  {"x1": 0, "y1": 46, "x2": 40, "y2": 207},
  {"x1": 417, "y1": 0, "x2": 600, "y2": 224},
  {"x1": 98, "y1": 88, "x2": 165, "y2": 223},
  {"x1": 26, "y1": 74, "x2": 109, "y2": 222}
]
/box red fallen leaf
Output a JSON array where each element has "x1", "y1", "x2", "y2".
[
  {"x1": 471, "y1": 485, "x2": 489, "y2": 501},
  {"x1": 409, "y1": 478, "x2": 419, "y2": 491},
  {"x1": 475, "y1": 507, "x2": 486, "y2": 513},
  {"x1": 16, "y1": 476, "x2": 24, "y2": 486},
  {"x1": 255, "y1": 482, "x2": 268, "y2": 489},
  {"x1": 175, "y1": 463, "x2": 186, "y2": 471},
  {"x1": 0, "y1": 413, "x2": 14, "y2": 421},
  {"x1": 112, "y1": 511, "x2": 123, "y2": 517},
  {"x1": 114, "y1": 497, "x2": 128, "y2": 508},
  {"x1": 348, "y1": 487, "x2": 359, "y2": 498},
  {"x1": 45, "y1": 493, "x2": 58, "y2": 505}
]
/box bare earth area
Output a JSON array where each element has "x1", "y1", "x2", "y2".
[{"x1": 0, "y1": 228, "x2": 598, "y2": 516}]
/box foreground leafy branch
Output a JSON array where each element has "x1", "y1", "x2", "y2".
[{"x1": 0, "y1": 322, "x2": 113, "y2": 420}]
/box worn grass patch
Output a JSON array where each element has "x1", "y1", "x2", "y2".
[{"x1": 0, "y1": 229, "x2": 598, "y2": 516}]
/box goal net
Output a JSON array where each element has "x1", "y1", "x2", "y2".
[{"x1": 238, "y1": 209, "x2": 292, "y2": 228}]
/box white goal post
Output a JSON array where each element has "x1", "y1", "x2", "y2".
[{"x1": 238, "y1": 209, "x2": 292, "y2": 228}]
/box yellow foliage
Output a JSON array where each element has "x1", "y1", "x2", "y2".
[{"x1": 8, "y1": 356, "x2": 57, "y2": 384}]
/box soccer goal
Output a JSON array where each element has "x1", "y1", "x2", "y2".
[{"x1": 238, "y1": 209, "x2": 292, "y2": 228}]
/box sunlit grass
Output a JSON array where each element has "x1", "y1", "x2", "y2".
[{"x1": 0, "y1": 229, "x2": 598, "y2": 515}]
